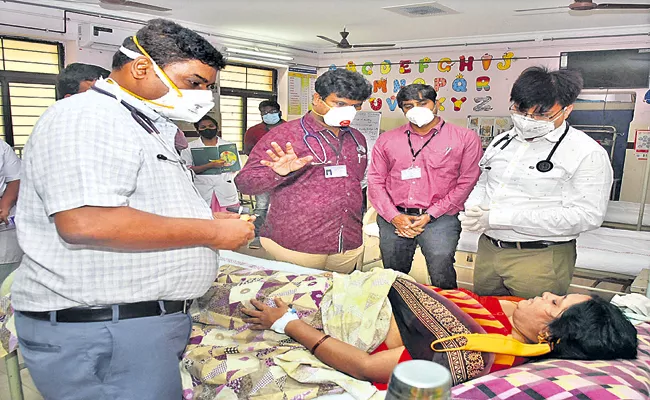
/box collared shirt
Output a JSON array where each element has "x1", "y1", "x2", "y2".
[
  {"x1": 13, "y1": 78, "x2": 216, "y2": 312},
  {"x1": 235, "y1": 112, "x2": 367, "y2": 254},
  {"x1": 180, "y1": 137, "x2": 239, "y2": 206},
  {"x1": 243, "y1": 121, "x2": 284, "y2": 155},
  {"x1": 0, "y1": 139, "x2": 20, "y2": 197},
  {"x1": 368, "y1": 119, "x2": 482, "y2": 223},
  {"x1": 465, "y1": 122, "x2": 613, "y2": 242}
]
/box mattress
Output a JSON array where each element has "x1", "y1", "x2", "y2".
[
  {"x1": 605, "y1": 201, "x2": 650, "y2": 226},
  {"x1": 456, "y1": 228, "x2": 650, "y2": 277},
  {"x1": 217, "y1": 250, "x2": 375, "y2": 400}
]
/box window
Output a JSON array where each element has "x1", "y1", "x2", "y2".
[
  {"x1": 0, "y1": 36, "x2": 62, "y2": 156},
  {"x1": 219, "y1": 65, "x2": 277, "y2": 151}
]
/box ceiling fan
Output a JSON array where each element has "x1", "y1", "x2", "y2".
[
  {"x1": 60, "y1": 0, "x2": 171, "y2": 12},
  {"x1": 515, "y1": 0, "x2": 650, "y2": 13},
  {"x1": 317, "y1": 28, "x2": 395, "y2": 49}
]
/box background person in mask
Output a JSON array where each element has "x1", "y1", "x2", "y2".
[
  {"x1": 12, "y1": 19, "x2": 254, "y2": 399},
  {"x1": 236, "y1": 69, "x2": 372, "y2": 273},
  {"x1": 367, "y1": 84, "x2": 482, "y2": 288},
  {"x1": 181, "y1": 115, "x2": 239, "y2": 210},
  {"x1": 243, "y1": 100, "x2": 285, "y2": 249},
  {"x1": 461, "y1": 66, "x2": 613, "y2": 299}
]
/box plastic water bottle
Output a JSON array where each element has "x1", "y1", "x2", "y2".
[{"x1": 385, "y1": 360, "x2": 452, "y2": 399}]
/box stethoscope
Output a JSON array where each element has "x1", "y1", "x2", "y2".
[
  {"x1": 91, "y1": 85, "x2": 184, "y2": 165},
  {"x1": 300, "y1": 116, "x2": 366, "y2": 165},
  {"x1": 480, "y1": 123, "x2": 570, "y2": 173}
]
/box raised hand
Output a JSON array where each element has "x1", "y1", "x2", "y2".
[{"x1": 260, "y1": 142, "x2": 313, "y2": 176}]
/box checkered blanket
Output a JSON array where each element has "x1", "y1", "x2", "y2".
[{"x1": 451, "y1": 323, "x2": 650, "y2": 400}]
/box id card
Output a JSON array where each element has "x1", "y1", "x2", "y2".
[
  {"x1": 324, "y1": 165, "x2": 348, "y2": 178},
  {"x1": 401, "y1": 166, "x2": 422, "y2": 180}
]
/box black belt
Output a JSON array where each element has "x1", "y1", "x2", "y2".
[
  {"x1": 396, "y1": 206, "x2": 427, "y2": 215},
  {"x1": 21, "y1": 300, "x2": 192, "y2": 323},
  {"x1": 486, "y1": 236, "x2": 574, "y2": 249}
]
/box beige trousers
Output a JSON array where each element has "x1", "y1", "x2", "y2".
[
  {"x1": 473, "y1": 235, "x2": 577, "y2": 299},
  {"x1": 260, "y1": 237, "x2": 364, "y2": 274}
]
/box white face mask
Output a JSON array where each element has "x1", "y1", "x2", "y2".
[
  {"x1": 511, "y1": 111, "x2": 564, "y2": 140},
  {"x1": 405, "y1": 106, "x2": 435, "y2": 127},
  {"x1": 320, "y1": 99, "x2": 357, "y2": 127},
  {"x1": 119, "y1": 45, "x2": 215, "y2": 123}
]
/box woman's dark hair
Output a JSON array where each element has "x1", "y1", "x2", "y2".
[
  {"x1": 510, "y1": 66, "x2": 583, "y2": 114},
  {"x1": 315, "y1": 69, "x2": 372, "y2": 102},
  {"x1": 396, "y1": 84, "x2": 437, "y2": 110},
  {"x1": 546, "y1": 296, "x2": 637, "y2": 360},
  {"x1": 193, "y1": 115, "x2": 218, "y2": 130},
  {"x1": 56, "y1": 63, "x2": 110, "y2": 98},
  {"x1": 112, "y1": 19, "x2": 226, "y2": 71}
]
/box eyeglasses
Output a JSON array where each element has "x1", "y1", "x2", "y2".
[
  {"x1": 261, "y1": 109, "x2": 280, "y2": 116},
  {"x1": 509, "y1": 104, "x2": 566, "y2": 121}
]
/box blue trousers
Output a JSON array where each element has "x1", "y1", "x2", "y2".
[
  {"x1": 15, "y1": 310, "x2": 191, "y2": 400},
  {"x1": 377, "y1": 214, "x2": 461, "y2": 289}
]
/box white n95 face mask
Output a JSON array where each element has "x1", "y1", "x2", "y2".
[
  {"x1": 119, "y1": 42, "x2": 215, "y2": 123},
  {"x1": 406, "y1": 107, "x2": 435, "y2": 127},
  {"x1": 511, "y1": 112, "x2": 563, "y2": 140},
  {"x1": 318, "y1": 99, "x2": 357, "y2": 127}
]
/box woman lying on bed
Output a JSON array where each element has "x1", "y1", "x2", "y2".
[{"x1": 241, "y1": 273, "x2": 637, "y2": 388}]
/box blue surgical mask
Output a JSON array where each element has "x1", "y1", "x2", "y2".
[{"x1": 262, "y1": 112, "x2": 281, "y2": 125}]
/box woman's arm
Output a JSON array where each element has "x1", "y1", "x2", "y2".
[{"x1": 243, "y1": 298, "x2": 402, "y2": 383}]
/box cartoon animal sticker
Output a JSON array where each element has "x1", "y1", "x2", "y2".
[
  {"x1": 473, "y1": 96, "x2": 493, "y2": 112},
  {"x1": 362, "y1": 62, "x2": 373, "y2": 75},
  {"x1": 412, "y1": 78, "x2": 426, "y2": 85},
  {"x1": 434, "y1": 78, "x2": 447, "y2": 91},
  {"x1": 419, "y1": 57, "x2": 431, "y2": 73},
  {"x1": 369, "y1": 97, "x2": 383, "y2": 111},
  {"x1": 399, "y1": 60, "x2": 412, "y2": 74},
  {"x1": 459, "y1": 55, "x2": 475, "y2": 72},
  {"x1": 481, "y1": 53, "x2": 493, "y2": 71},
  {"x1": 381, "y1": 60, "x2": 392, "y2": 75},
  {"x1": 373, "y1": 78, "x2": 388, "y2": 93},
  {"x1": 393, "y1": 79, "x2": 407, "y2": 93},
  {"x1": 497, "y1": 51, "x2": 515, "y2": 70},
  {"x1": 451, "y1": 97, "x2": 467, "y2": 111},
  {"x1": 346, "y1": 61, "x2": 357, "y2": 72},
  {"x1": 452, "y1": 74, "x2": 467, "y2": 92},
  {"x1": 438, "y1": 58, "x2": 453, "y2": 73},
  {"x1": 386, "y1": 96, "x2": 399, "y2": 111},
  {"x1": 328, "y1": 64, "x2": 337, "y2": 71},
  {"x1": 476, "y1": 76, "x2": 491, "y2": 91}
]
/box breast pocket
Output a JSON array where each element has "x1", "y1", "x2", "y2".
[{"x1": 425, "y1": 151, "x2": 460, "y2": 190}]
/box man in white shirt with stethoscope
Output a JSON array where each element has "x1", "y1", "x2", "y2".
[{"x1": 461, "y1": 66, "x2": 613, "y2": 299}]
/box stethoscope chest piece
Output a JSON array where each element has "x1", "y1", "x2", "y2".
[{"x1": 536, "y1": 160, "x2": 554, "y2": 173}]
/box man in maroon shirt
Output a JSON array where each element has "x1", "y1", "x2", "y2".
[
  {"x1": 368, "y1": 84, "x2": 482, "y2": 288},
  {"x1": 243, "y1": 100, "x2": 285, "y2": 249},
  {"x1": 235, "y1": 69, "x2": 372, "y2": 273}
]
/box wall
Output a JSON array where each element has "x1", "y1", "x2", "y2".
[{"x1": 318, "y1": 35, "x2": 650, "y2": 204}]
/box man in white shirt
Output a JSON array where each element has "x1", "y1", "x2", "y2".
[
  {"x1": 461, "y1": 66, "x2": 613, "y2": 299},
  {"x1": 0, "y1": 139, "x2": 22, "y2": 284},
  {"x1": 181, "y1": 115, "x2": 239, "y2": 208},
  {"x1": 13, "y1": 19, "x2": 254, "y2": 399}
]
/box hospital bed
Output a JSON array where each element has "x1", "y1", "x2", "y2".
[
  {"x1": 362, "y1": 207, "x2": 650, "y2": 297},
  {"x1": 604, "y1": 200, "x2": 650, "y2": 228}
]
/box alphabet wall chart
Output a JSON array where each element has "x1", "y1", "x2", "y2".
[
  {"x1": 325, "y1": 51, "x2": 516, "y2": 117},
  {"x1": 318, "y1": 50, "x2": 520, "y2": 145}
]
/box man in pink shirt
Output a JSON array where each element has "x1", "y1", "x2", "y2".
[{"x1": 367, "y1": 84, "x2": 482, "y2": 288}]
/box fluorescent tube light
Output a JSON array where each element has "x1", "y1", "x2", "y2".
[
  {"x1": 226, "y1": 47, "x2": 294, "y2": 61},
  {"x1": 227, "y1": 56, "x2": 289, "y2": 68}
]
